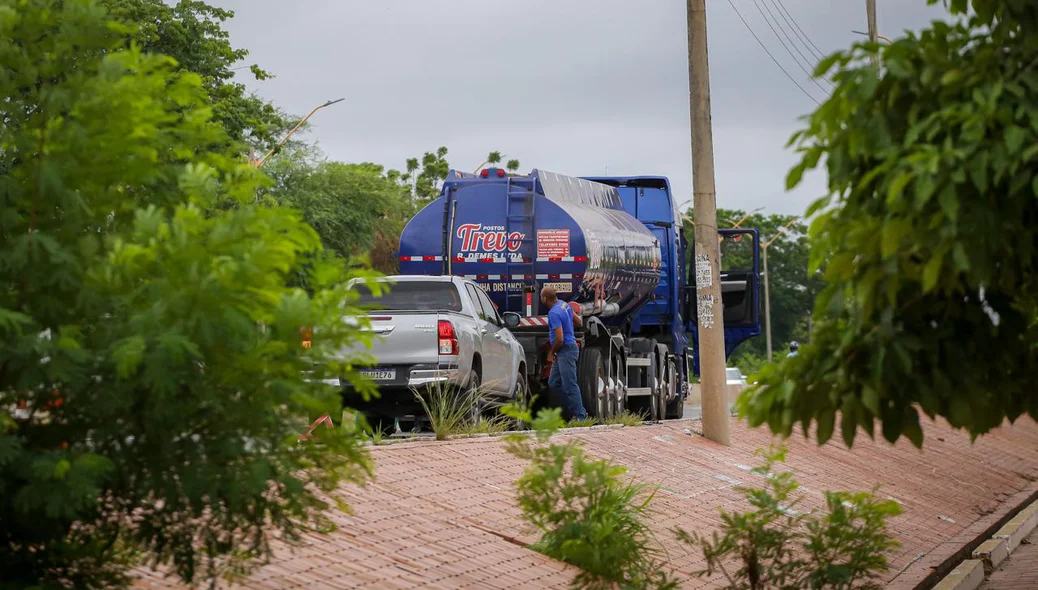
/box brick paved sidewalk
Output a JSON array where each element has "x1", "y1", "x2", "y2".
[
  {"x1": 979, "y1": 528, "x2": 1038, "y2": 590},
  {"x1": 132, "y1": 417, "x2": 1038, "y2": 589}
]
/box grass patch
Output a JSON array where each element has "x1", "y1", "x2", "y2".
[
  {"x1": 603, "y1": 410, "x2": 647, "y2": 427},
  {"x1": 458, "y1": 413, "x2": 512, "y2": 436},
  {"x1": 363, "y1": 420, "x2": 386, "y2": 445},
  {"x1": 564, "y1": 417, "x2": 599, "y2": 429},
  {"x1": 560, "y1": 411, "x2": 647, "y2": 429}
]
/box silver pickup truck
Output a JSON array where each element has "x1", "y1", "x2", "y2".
[{"x1": 341, "y1": 275, "x2": 527, "y2": 422}]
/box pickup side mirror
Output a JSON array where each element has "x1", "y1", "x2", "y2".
[{"x1": 502, "y1": 311, "x2": 521, "y2": 329}]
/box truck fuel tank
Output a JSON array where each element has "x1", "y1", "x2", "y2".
[{"x1": 398, "y1": 169, "x2": 662, "y2": 319}]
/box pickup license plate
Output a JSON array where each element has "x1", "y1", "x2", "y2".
[{"x1": 360, "y1": 369, "x2": 396, "y2": 381}]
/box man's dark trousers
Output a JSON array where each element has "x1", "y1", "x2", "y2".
[{"x1": 549, "y1": 342, "x2": 586, "y2": 420}]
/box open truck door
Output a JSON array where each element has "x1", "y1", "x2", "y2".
[{"x1": 684, "y1": 228, "x2": 762, "y2": 372}]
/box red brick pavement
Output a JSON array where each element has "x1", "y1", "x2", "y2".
[
  {"x1": 132, "y1": 417, "x2": 1038, "y2": 589},
  {"x1": 979, "y1": 528, "x2": 1038, "y2": 590}
]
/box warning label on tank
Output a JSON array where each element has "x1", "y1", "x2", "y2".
[{"x1": 536, "y1": 229, "x2": 570, "y2": 259}]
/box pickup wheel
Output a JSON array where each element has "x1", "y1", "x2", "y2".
[
  {"x1": 512, "y1": 368, "x2": 530, "y2": 430},
  {"x1": 466, "y1": 364, "x2": 483, "y2": 424},
  {"x1": 578, "y1": 347, "x2": 610, "y2": 420}
]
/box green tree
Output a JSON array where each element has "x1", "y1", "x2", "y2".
[
  {"x1": 0, "y1": 2, "x2": 375, "y2": 585},
  {"x1": 400, "y1": 148, "x2": 523, "y2": 203},
  {"x1": 741, "y1": 0, "x2": 1038, "y2": 448},
  {"x1": 100, "y1": 0, "x2": 286, "y2": 150},
  {"x1": 474, "y1": 150, "x2": 522, "y2": 174},
  {"x1": 401, "y1": 146, "x2": 450, "y2": 201},
  {"x1": 263, "y1": 143, "x2": 414, "y2": 268}
]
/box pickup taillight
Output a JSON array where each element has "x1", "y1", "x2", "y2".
[{"x1": 438, "y1": 320, "x2": 458, "y2": 356}]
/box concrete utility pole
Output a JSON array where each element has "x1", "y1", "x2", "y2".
[
  {"x1": 866, "y1": 0, "x2": 879, "y2": 66},
  {"x1": 763, "y1": 217, "x2": 800, "y2": 362},
  {"x1": 687, "y1": 0, "x2": 729, "y2": 446}
]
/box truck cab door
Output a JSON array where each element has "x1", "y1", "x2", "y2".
[
  {"x1": 684, "y1": 228, "x2": 762, "y2": 362},
  {"x1": 717, "y1": 229, "x2": 760, "y2": 331}
]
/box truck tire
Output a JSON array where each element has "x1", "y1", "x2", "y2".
[
  {"x1": 578, "y1": 347, "x2": 610, "y2": 420},
  {"x1": 665, "y1": 358, "x2": 685, "y2": 419},
  {"x1": 634, "y1": 352, "x2": 658, "y2": 421},
  {"x1": 609, "y1": 348, "x2": 624, "y2": 416},
  {"x1": 653, "y1": 344, "x2": 670, "y2": 421}
]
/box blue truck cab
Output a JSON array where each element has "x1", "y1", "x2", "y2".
[{"x1": 583, "y1": 175, "x2": 762, "y2": 383}]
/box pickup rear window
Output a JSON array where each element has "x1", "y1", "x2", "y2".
[{"x1": 353, "y1": 282, "x2": 463, "y2": 312}]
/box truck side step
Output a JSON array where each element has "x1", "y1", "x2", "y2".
[
  {"x1": 627, "y1": 387, "x2": 652, "y2": 397},
  {"x1": 627, "y1": 357, "x2": 652, "y2": 367}
]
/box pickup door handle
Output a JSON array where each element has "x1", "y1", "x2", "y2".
[
  {"x1": 480, "y1": 327, "x2": 488, "y2": 335},
  {"x1": 493, "y1": 333, "x2": 504, "y2": 341}
]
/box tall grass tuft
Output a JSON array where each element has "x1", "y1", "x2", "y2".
[{"x1": 412, "y1": 378, "x2": 500, "y2": 440}]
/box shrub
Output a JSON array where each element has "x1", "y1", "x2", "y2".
[
  {"x1": 678, "y1": 445, "x2": 902, "y2": 590},
  {"x1": 502, "y1": 406, "x2": 677, "y2": 590}
]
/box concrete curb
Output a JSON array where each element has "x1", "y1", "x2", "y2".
[
  {"x1": 887, "y1": 481, "x2": 1038, "y2": 590},
  {"x1": 930, "y1": 499, "x2": 1038, "y2": 590}
]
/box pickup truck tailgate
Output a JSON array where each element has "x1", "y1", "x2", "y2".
[
  {"x1": 340, "y1": 280, "x2": 468, "y2": 385},
  {"x1": 363, "y1": 313, "x2": 440, "y2": 367}
]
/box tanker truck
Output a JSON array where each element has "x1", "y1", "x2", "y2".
[{"x1": 397, "y1": 168, "x2": 761, "y2": 420}]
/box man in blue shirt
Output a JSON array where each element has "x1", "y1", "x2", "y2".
[{"x1": 541, "y1": 286, "x2": 587, "y2": 421}]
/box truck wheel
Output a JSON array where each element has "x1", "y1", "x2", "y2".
[
  {"x1": 649, "y1": 381, "x2": 661, "y2": 422},
  {"x1": 665, "y1": 358, "x2": 685, "y2": 419},
  {"x1": 653, "y1": 344, "x2": 671, "y2": 421},
  {"x1": 629, "y1": 348, "x2": 658, "y2": 421},
  {"x1": 610, "y1": 348, "x2": 624, "y2": 416},
  {"x1": 578, "y1": 347, "x2": 609, "y2": 420}
]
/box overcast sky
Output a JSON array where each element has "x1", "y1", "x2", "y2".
[{"x1": 213, "y1": 0, "x2": 946, "y2": 216}]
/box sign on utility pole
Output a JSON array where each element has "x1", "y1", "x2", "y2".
[{"x1": 687, "y1": 0, "x2": 730, "y2": 446}]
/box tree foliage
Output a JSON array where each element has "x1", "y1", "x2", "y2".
[
  {"x1": 0, "y1": 1, "x2": 375, "y2": 585},
  {"x1": 262, "y1": 143, "x2": 414, "y2": 271},
  {"x1": 740, "y1": 0, "x2": 1038, "y2": 447},
  {"x1": 100, "y1": 0, "x2": 285, "y2": 150},
  {"x1": 399, "y1": 148, "x2": 523, "y2": 202},
  {"x1": 401, "y1": 146, "x2": 450, "y2": 201}
]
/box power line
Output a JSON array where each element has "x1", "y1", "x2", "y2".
[
  {"x1": 752, "y1": 0, "x2": 832, "y2": 95},
  {"x1": 762, "y1": 0, "x2": 833, "y2": 88},
  {"x1": 773, "y1": 0, "x2": 827, "y2": 60},
  {"x1": 724, "y1": 0, "x2": 822, "y2": 106}
]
